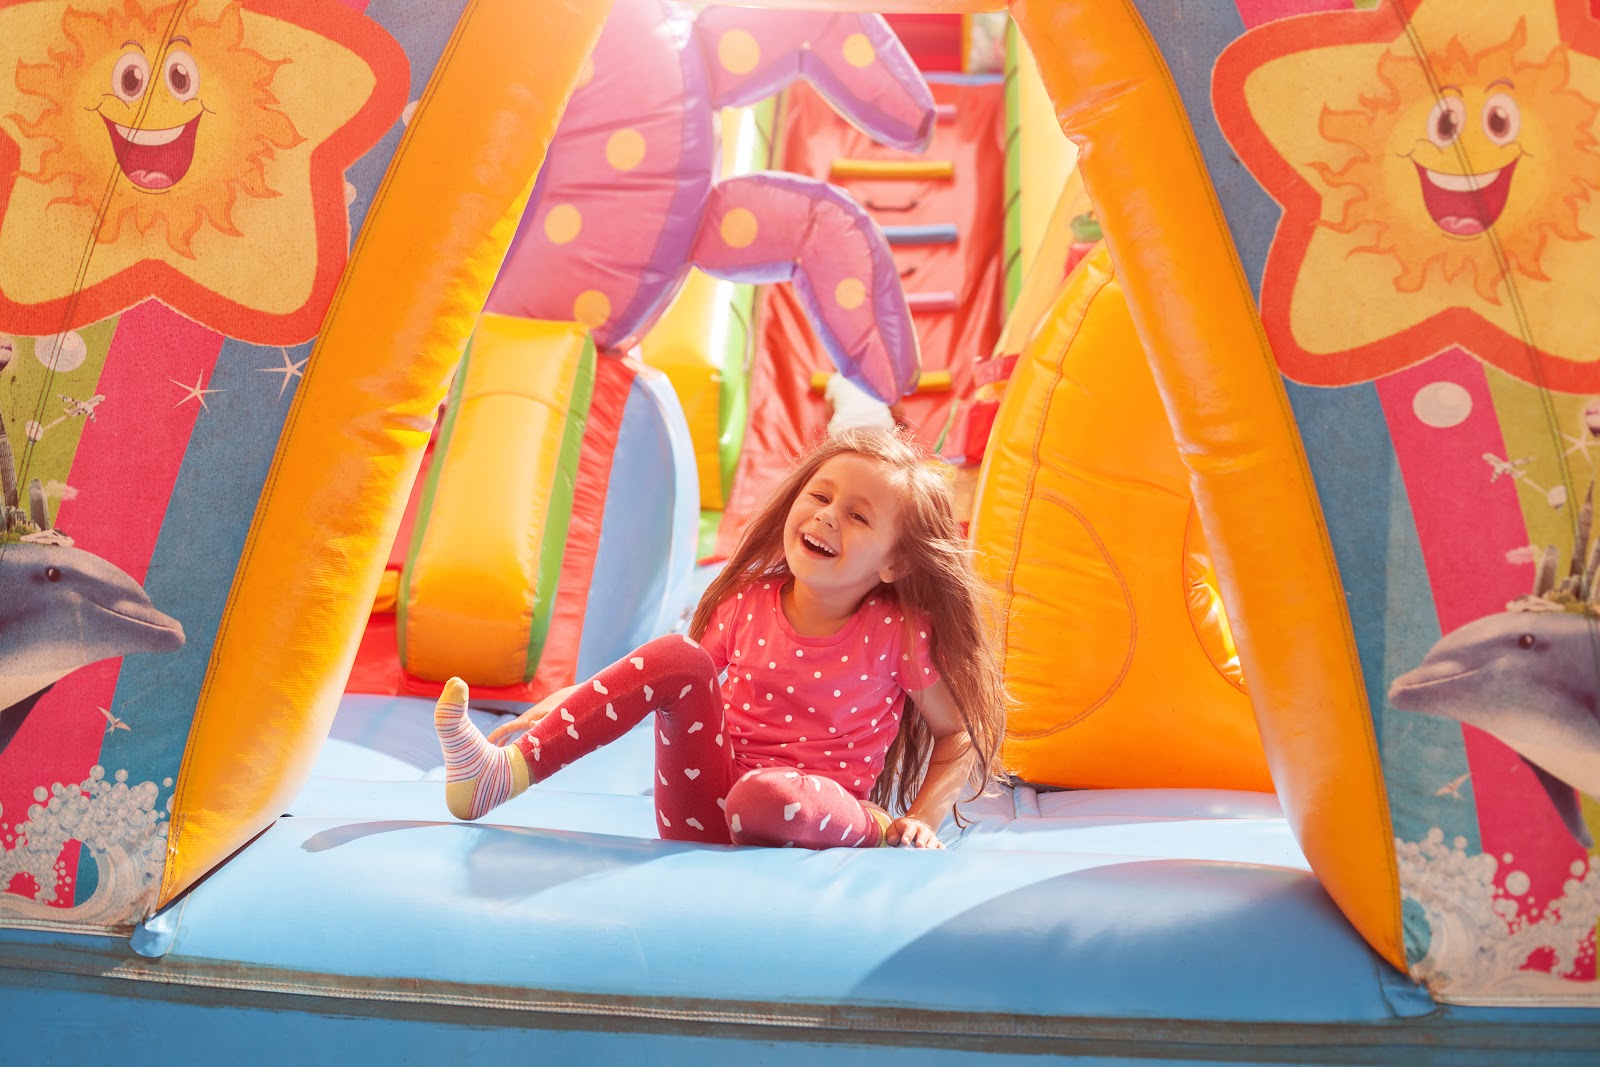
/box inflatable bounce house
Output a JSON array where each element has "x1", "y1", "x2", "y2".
[{"x1": 3, "y1": 0, "x2": 1600, "y2": 1061}]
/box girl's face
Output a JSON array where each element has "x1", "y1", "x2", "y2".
[{"x1": 784, "y1": 453, "x2": 904, "y2": 599}]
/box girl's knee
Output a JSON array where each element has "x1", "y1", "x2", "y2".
[
  {"x1": 633, "y1": 634, "x2": 717, "y2": 679},
  {"x1": 724, "y1": 769, "x2": 811, "y2": 846}
]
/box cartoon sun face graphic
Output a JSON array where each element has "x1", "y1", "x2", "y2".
[
  {"x1": 1313, "y1": 20, "x2": 1600, "y2": 305},
  {"x1": 11, "y1": 1, "x2": 303, "y2": 259},
  {"x1": 0, "y1": 0, "x2": 407, "y2": 344},
  {"x1": 1216, "y1": 0, "x2": 1600, "y2": 392}
]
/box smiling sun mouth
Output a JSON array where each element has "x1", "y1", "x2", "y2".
[
  {"x1": 1415, "y1": 159, "x2": 1517, "y2": 236},
  {"x1": 103, "y1": 115, "x2": 201, "y2": 190}
]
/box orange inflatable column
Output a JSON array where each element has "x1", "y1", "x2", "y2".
[
  {"x1": 161, "y1": 0, "x2": 613, "y2": 909},
  {"x1": 1010, "y1": 0, "x2": 1403, "y2": 970}
]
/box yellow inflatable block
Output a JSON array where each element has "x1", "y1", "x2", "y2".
[
  {"x1": 373, "y1": 570, "x2": 400, "y2": 615},
  {"x1": 642, "y1": 269, "x2": 733, "y2": 510},
  {"x1": 402, "y1": 317, "x2": 595, "y2": 687},
  {"x1": 972, "y1": 245, "x2": 1267, "y2": 791}
]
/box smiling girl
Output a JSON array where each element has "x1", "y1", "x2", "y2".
[{"x1": 435, "y1": 427, "x2": 1007, "y2": 848}]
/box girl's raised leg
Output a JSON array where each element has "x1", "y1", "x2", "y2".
[{"x1": 435, "y1": 634, "x2": 731, "y2": 829}]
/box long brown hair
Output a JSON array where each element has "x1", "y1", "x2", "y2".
[{"x1": 691, "y1": 428, "x2": 1007, "y2": 815}]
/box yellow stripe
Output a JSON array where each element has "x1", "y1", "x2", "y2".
[
  {"x1": 829, "y1": 159, "x2": 956, "y2": 181},
  {"x1": 404, "y1": 317, "x2": 592, "y2": 685},
  {"x1": 159, "y1": 0, "x2": 614, "y2": 908},
  {"x1": 995, "y1": 170, "x2": 1093, "y2": 362},
  {"x1": 809, "y1": 369, "x2": 951, "y2": 393},
  {"x1": 1013, "y1": 28, "x2": 1080, "y2": 278}
]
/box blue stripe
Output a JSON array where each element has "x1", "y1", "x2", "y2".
[{"x1": 882, "y1": 224, "x2": 959, "y2": 246}]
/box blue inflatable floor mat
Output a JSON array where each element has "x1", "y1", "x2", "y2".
[{"x1": 7, "y1": 693, "x2": 1600, "y2": 1064}]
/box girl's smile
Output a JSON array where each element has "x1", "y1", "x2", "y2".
[{"x1": 784, "y1": 454, "x2": 903, "y2": 599}]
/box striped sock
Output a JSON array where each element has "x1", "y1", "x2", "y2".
[
  {"x1": 866, "y1": 804, "x2": 892, "y2": 847},
  {"x1": 435, "y1": 677, "x2": 528, "y2": 821}
]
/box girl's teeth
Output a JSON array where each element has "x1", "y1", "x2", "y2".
[{"x1": 804, "y1": 534, "x2": 834, "y2": 556}]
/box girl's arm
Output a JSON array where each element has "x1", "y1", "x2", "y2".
[{"x1": 886, "y1": 678, "x2": 973, "y2": 849}]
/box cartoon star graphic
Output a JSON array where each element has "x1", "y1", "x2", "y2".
[
  {"x1": 170, "y1": 371, "x2": 221, "y2": 411},
  {"x1": 1214, "y1": 0, "x2": 1600, "y2": 392},
  {"x1": 0, "y1": 0, "x2": 408, "y2": 345},
  {"x1": 258, "y1": 346, "x2": 308, "y2": 398}
]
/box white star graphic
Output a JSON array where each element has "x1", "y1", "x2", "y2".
[
  {"x1": 258, "y1": 347, "x2": 308, "y2": 398},
  {"x1": 170, "y1": 373, "x2": 222, "y2": 412},
  {"x1": 1563, "y1": 431, "x2": 1599, "y2": 467}
]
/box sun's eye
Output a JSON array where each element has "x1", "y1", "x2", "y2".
[
  {"x1": 111, "y1": 51, "x2": 151, "y2": 104},
  {"x1": 163, "y1": 50, "x2": 200, "y2": 102},
  {"x1": 1482, "y1": 93, "x2": 1520, "y2": 146},
  {"x1": 1517, "y1": 633, "x2": 1536, "y2": 649},
  {"x1": 1426, "y1": 96, "x2": 1467, "y2": 148}
]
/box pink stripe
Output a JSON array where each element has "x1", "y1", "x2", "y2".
[
  {"x1": 2, "y1": 302, "x2": 223, "y2": 907},
  {"x1": 1374, "y1": 351, "x2": 1529, "y2": 630},
  {"x1": 55, "y1": 302, "x2": 224, "y2": 576},
  {"x1": 907, "y1": 291, "x2": 958, "y2": 313},
  {"x1": 1235, "y1": 0, "x2": 1355, "y2": 28},
  {"x1": 1377, "y1": 350, "x2": 1590, "y2": 978}
]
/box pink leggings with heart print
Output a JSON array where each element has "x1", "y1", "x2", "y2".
[{"x1": 509, "y1": 635, "x2": 886, "y2": 848}]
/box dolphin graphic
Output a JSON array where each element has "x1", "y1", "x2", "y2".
[
  {"x1": 1389, "y1": 609, "x2": 1600, "y2": 848},
  {"x1": 0, "y1": 542, "x2": 186, "y2": 752}
]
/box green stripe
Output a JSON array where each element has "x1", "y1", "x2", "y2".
[
  {"x1": 698, "y1": 508, "x2": 722, "y2": 562},
  {"x1": 395, "y1": 342, "x2": 471, "y2": 669},
  {"x1": 718, "y1": 282, "x2": 755, "y2": 502},
  {"x1": 0, "y1": 318, "x2": 120, "y2": 529},
  {"x1": 1002, "y1": 20, "x2": 1024, "y2": 315},
  {"x1": 523, "y1": 334, "x2": 597, "y2": 680}
]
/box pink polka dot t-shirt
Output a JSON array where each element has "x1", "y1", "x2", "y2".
[{"x1": 697, "y1": 579, "x2": 941, "y2": 799}]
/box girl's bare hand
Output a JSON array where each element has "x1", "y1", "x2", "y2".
[
  {"x1": 885, "y1": 816, "x2": 944, "y2": 849},
  {"x1": 485, "y1": 683, "x2": 582, "y2": 745}
]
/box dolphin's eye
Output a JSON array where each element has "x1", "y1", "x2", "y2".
[
  {"x1": 45, "y1": 566, "x2": 61, "y2": 583},
  {"x1": 1517, "y1": 633, "x2": 1536, "y2": 649}
]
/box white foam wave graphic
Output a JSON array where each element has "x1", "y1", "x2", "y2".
[
  {"x1": 0, "y1": 766, "x2": 169, "y2": 928},
  {"x1": 1399, "y1": 829, "x2": 1600, "y2": 1005}
]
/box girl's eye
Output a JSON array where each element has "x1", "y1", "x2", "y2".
[
  {"x1": 850, "y1": 512, "x2": 868, "y2": 524},
  {"x1": 810, "y1": 492, "x2": 828, "y2": 503}
]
